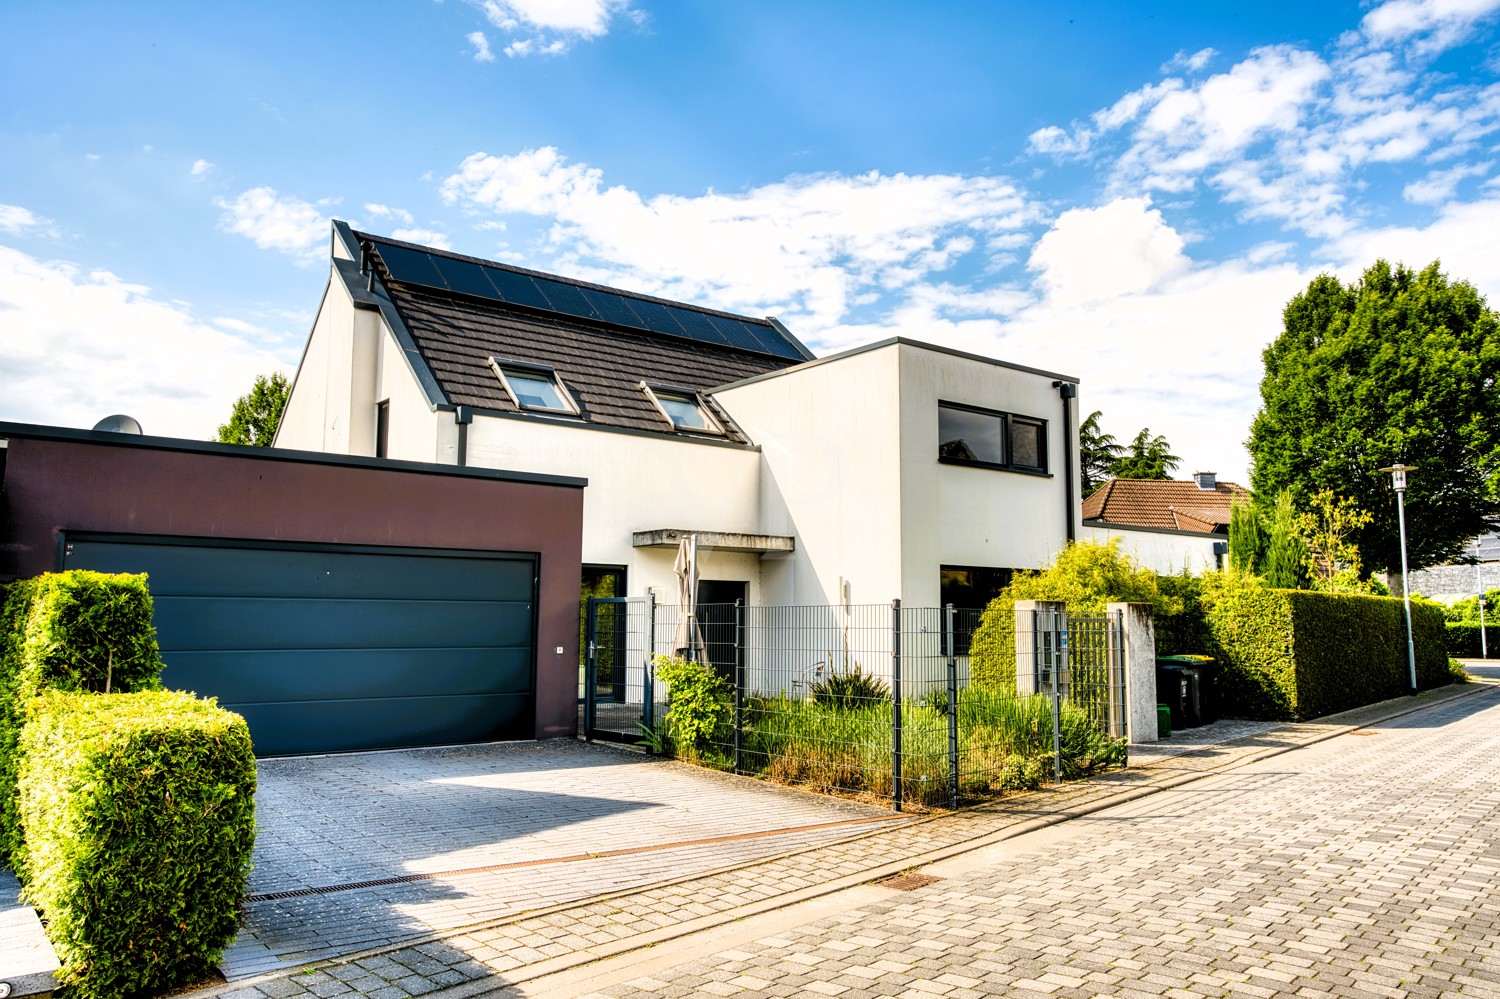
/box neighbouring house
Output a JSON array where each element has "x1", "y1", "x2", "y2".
[
  {"x1": 277, "y1": 223, "x2": 1084, "y2": 621},
  {"x1": 1079, "y1": 472, "x2": 1247, "y2": 574},
  {"x1": 1408, "y1": 532, "x2": 1500, "y2": 602}
]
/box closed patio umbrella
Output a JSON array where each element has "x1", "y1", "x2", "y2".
[{"x1": 672, "y1": 534, "x2": 708, "y2": 663}]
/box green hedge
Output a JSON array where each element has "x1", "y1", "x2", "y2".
[
  {"x1": 1198, "y1": 575, "x2": 1449, "y2": 720},
  {"x1": 1445, "y1": 623, "x2": 1500, "y2": 658},
  {"x1": 0, "y1": 571, "x2": 164, "y2": 864},
  {"x1": 16, "y1": 690, "x2": 256, "y2": 999}
]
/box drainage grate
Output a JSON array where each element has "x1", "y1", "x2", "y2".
[{"x1": 874, "y1": 872, "x2": 943, "y2": 891}]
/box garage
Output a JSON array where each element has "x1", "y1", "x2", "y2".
[
  {"x1": 65, "y1": 535, "x2": 538, "y2": 756},
  {"x1": 0, "y1": 422, "x2": 585, "y2": 751}
]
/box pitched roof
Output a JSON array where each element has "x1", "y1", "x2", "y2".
[
  {"x1": 1081, "y1": 478, "x2": 1249, "y2": 533},
  {"x1": 357, "y1": 230, "x2": 809, "y2": 440}
]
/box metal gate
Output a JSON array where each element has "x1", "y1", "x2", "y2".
[{"x1": 582, "y1": 596, "x2": 658, "y2": 742}]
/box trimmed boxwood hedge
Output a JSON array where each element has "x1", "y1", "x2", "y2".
[
  {"x1": 1199, "y1": 575, "x2": 1449, "y2": 720},
  {"x1": 16, "y1": 689, "x2": 256, "y2": 999},
  {"x1": 0, "y1": 571, "x2": 164, "y2": 864},
  {"x1": 1445, "y1": 623, "x2": 1500, "y2": 658}
]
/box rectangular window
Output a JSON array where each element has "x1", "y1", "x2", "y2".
[
  {"x1": 375, "y1": 400, "x2": 390, "y2": 458},
  {"x1": 938, "y1": 402, "x2": 1047, "y2": 474},
  {"x1": 939, "y1": 565, "x2": 1015, "y2": 655},
  {"x1": 490, "y1": 359, "x2": 579, "y2": 415},
  {"x1": 643, "y1": 383, "x2": 725, "y2": 435}
]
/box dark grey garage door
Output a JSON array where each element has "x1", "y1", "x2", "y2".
[{"x1": 64, "y1": 535, "x2": 536, "y2": 756}]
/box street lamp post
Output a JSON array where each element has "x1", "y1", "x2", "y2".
[
  {"x1": 1379, "y1": 464, "x2": 1418, "y2": 693},
  {"x1": 1478, "y1": 538, "x2": 1489, "y2": 660}
]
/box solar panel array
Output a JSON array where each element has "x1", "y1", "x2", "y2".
[{"x1": 371, "y1": 240, "x2": 805, "y2": 361}]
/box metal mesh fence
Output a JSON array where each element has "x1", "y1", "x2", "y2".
[{"x1": 582, "y1": 598, "x2": 1129, "y2": 810}]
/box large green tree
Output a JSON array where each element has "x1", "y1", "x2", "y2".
[
  {"x1": 1079, "y1": 410, "x2": 1123, "y2": 496},
  {"x1": 1248, "y1": 259, "x2": 1500, "y2": 574},
  {"x1": 1111, "y1": 427, "x2": 1181, "y2": 481},
  {"x1": 216, "y1": 371, "x2": 289, "y2": 447}
]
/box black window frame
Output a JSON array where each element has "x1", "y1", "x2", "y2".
[{"x1": 937, "y1": 401, "x2": 1049, "y2": 475}]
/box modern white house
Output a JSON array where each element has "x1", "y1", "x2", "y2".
[{"x1": 277, "y1": 222, "x2": 1083, "y2": 617}]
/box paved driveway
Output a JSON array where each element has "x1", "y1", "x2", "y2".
[{"x1": 222, "y1": 740, "x2": 904, "y2": 980}]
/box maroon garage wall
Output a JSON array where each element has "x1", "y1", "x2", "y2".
[{"x1": 0, "y1": 423, "x2": 586, "y2": 741}]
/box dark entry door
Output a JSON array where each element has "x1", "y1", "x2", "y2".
[
  {"x1": 696, "y1": 580, "x2": 746, "y2": 682},
  {"x1": 64, "y1": 534, "x2": 537, "y2": 756}
]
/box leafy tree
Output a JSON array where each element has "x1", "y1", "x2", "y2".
[
  {"x1": 1228, "y1": 497, "x2": 1267, "y2": 575},
  {"x1": 1248, "y1": 259, "x2": 1500, "y2": 574},
  {"x1": 1291, "y1": 489, "x2": 1375, "y2": 592},
  {"x1": 216, "y1": 371, "x2": 289, "y2": 447},
  {"x1": 1263, "y1": 491, "x2": 1309, "y2": 589},
  {"x1": 1111, "y1": 428, "x2": 1181, "y2": 481},
  {"x1": 1079, "y1": 410, "x2": 1124, "y2": 496}
]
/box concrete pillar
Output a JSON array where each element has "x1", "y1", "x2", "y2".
[
  {"x1": 1014, "y1": 600, "x2": 1066, "y2": 696},
  {"x1": 1108, "y1": 601, "x2": 1158, "y2": 743}
]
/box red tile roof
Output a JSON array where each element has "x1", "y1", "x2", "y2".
[{"x1": 1081, "y1": 478, "x2": 1249, "y2": 533}]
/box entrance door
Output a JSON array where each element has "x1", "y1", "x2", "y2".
[{"x1": 696, "y1": 580, "x2": 746, "y2": 683}]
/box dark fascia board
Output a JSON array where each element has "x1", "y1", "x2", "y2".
[
  {"x1": 330, "y1": 255, "x2": 450, "y2": 412},
  {"x1": 0, "y1": 422, "x2": 587, "y2": 489},
  {"x1": 707, "y1": 336, "x2": 1081, "y2": 394},
  {"x1": 1082, "y1": 519, "x2": 1223, "y2": 539},
  {"x1": 438, "y1": 403, "x2": 760, "y2": 452},
  {"x1": 766, "y1": 316, "x2": 816, "y2": 361}
]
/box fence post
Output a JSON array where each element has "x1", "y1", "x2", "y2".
[
  {"x1": 892, "y1": 599, "x2": 903, "y2": 813},
  {"x1": 1107, "y1": 601, "x2": 1157, "y2": 743},
  {"x1": 584, "y1": 595, "x2": 598, "y2": 742},
  {"x1": 734, "y1": 599, "x2": 745, "y2": 776},
  {"x1": 643, "y1": 592, "x2": 656, "y2": 736},
  {"x1": 1051, "y1": 608, "x2": 1063, "y2": 785},
  {"x1": 946, "y1": 603, "x2": 959, "y2": 809}
]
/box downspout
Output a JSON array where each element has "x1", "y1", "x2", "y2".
[
  {"x1": 455, "y1": 406, "x2": 473, "y2": 467},
  {"x1": 1053, "y1": 381, "x2": 1077, "y2": 543}
]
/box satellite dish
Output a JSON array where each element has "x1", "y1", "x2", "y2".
[{"x1": 91, "y1": 414, "x2": 144, "y2": 434}]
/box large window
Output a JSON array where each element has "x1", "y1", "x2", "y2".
[
  {"x1": 490, "y1": 358, "x2": 579, "y2": 415},
  {"x1": 940, "y1": 565, "x2": 1015, "y2": 610},
  {"x1": 938, "y1": 402, "x2": 1047, "y2": 473}
]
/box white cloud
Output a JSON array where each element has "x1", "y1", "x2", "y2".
[
  {"x1": 215, "y1": 186, "x2": 335, "y2": 263},
  {"x1": 0, "y1": 204, "x2": 44, "y2": 234},
  {"x1": 1161, "y1": 47, "x2": 1219, "y2": 74},
  {"x1": 465, "y1": 0, "x2": 637, "y2": 56},
  {"x1": 439, "y1": 146, "x2": 1036, "y2": 330},
  {"x1": 0, "y1": 245, "x2": 294, "y2": 438},
  {"x1": 1404, "y1": 161, "x2": 1492, "y2": 202},
  {"x1": 1028, "y1": 198, "x2": 1189, "y2": 308},
  {"x1": 1362, "y1": 0, "x2": 1500, "y2": 55},
  {"x1": 390, "y1": 227, "x2": 453, "y2": 249},
  {"x1": 190, "y1": 159, "x2": 214, "y2": 176},
  {"x1": 364, "y1": 203, "x2": 416, "y2": 225},
  {"x1": 467, "y1": 30, "x2": 495, "y2": 61}
]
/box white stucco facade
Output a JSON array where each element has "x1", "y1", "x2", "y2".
[
  {"x1": 277, "y1": 255, "x2": 1082, "y2": 611},
  {"x1": 1079, "y1": 523, "x2": 1223, "y2": 575}
]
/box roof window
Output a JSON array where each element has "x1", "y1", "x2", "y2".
[
  {"x1": 490, "y1": 359, "x2": 579, "y2": 415},
  {"x1": 643, "y1": 384, "x2": 724, "y2": 434}
]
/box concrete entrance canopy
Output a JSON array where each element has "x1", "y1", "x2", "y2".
[{"x1": 631, "y1": 528, "x2": 795, "y2": 555}]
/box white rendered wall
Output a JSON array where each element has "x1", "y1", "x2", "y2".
[
  {"x1": 464, "y1": 416, "x2": 765, "y2": 600},
  {"x1": 898, "y1": 344, "x2": 1075, "y2": 607},
  {"x1": 713, "y1": 345, "x2": 906, "y2": 607},
  {"x1": 1079, "y1": 524, "x2": 1221, "y2": 575},
  {"x1": 276, "y1": 271, "x2": 354, "y2": 453}
]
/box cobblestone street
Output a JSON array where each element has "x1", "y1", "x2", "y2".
[{"x1": 563, "y1": 685, "x2": 1500, "y2": 998}]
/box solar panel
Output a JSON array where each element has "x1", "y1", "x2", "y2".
[
  {"x1": 431, "y1": 257, "x2": 498, "y2": 299},
  {"x1": 482, "y1": 266, "x2": 553, "y2": 312},
  {"x1": 369, "y1": 238, "x2": 803, "y2": 361},
  {"x1": 579, "y1": 288, "x2": 644, "y2": 328},
  {"x1": 376, "y1": 244, "x2": 445, "y2": 289}
]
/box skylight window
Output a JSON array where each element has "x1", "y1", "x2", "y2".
[
  {"x1": 490, "y1": 359, "x2": 578, "y2": 415},
  {"x1": 644, "y1": 384, "x2": 723, "y2": 434}
]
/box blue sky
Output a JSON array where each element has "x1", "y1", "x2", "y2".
[{"x1": 4, "y1": 0, "x2": 1500, "y2": 483}]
